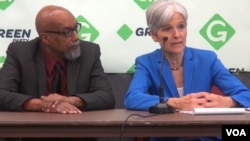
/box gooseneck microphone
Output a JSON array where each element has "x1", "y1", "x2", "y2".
[
  {"x1": 149, "y1": 36, "x2": 173, "y2": 114},
  {"x1": 160, "y1": 37, "x2": 168, "y2": 103}
]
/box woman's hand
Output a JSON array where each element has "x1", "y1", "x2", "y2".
[
  {"x1": 166, "y1": 92, "x2": 237, "y2": 111},
  {"x1": 204, "y1": 93, "x2": 238, "y2": 108},
  {"x1": 167, "y1": 92, "x2": 208, "y2": 110}
]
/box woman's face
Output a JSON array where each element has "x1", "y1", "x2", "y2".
[{"x1": 151, "y1": 12, "x2": 187, "y2": 54}]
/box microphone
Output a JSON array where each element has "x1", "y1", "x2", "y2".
[
  {"x1": 162, "y1": 36, "x2": 168, "y2": 42},
  {"x1": 149, "y1": 36, "x2": 173, "y2": 114}
]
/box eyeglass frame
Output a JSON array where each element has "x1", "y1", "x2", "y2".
[{"x1": 44, "y1": 23, "x2": 81, "y2": 38}]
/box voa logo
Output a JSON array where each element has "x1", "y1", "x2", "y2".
[
  {"x1": 0, "y1": 28, "x2": 31, "y2": 42},
  {"x1": 226, "y1": 129, "x2": 246, "y2": 136}
]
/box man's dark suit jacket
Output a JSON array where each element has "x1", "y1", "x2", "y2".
[{"x1": 0, "y1": 38, "x2": 115, "y2": 111}]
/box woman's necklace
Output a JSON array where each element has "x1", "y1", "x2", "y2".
[
  {"x1": 166, "y1": 53, "x2": 184, "y2": 71},
  {"x1": 171, "y1": 64, "x2": 183, "y2": 71}
]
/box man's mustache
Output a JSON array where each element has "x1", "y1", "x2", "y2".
[{"x1": 69, "y1": 40, "x2": 80, "y2": 49}]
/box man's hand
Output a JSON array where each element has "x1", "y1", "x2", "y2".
[
  {"x1": 47, "y1": 101, "x2": 82, "y2": 114},
  {"x1": 41, "y1": 94, "x2": 82, "y2": 114}
]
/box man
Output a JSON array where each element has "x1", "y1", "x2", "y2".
[{"x1": 0, "y1": 5, "x2": 115, "y2": 114}]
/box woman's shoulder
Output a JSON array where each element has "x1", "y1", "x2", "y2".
[
  {"x1": 185, "y1": 46, "x2": 217, "y2": 56},
  {"x1": 136, "y1": 49, "x2": 161, "y2": 59}
]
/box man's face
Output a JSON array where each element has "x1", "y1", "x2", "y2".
[{"x1": 43, "y1": 22, "x2": 82, "y2": 60}]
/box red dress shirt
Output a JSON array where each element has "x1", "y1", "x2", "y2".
[{"x1": 41, "y1": 46, "x2": 68, "y2": 96}]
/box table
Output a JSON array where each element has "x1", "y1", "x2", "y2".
[{"x1": 0, "y1": 109, "x2": 249, "y2": 137}]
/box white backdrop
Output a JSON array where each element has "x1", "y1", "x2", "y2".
[{"x1": 1, "y1": 0, "x2": 250, "y2": 73}]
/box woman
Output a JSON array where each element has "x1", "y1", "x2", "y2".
[{"x1": 124, "y1": 0, "x2": 250, "y2": 140}]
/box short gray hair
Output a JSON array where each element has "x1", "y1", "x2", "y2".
[{"x1": 146, "y1": 0, "x2": 188, "y2": 34}]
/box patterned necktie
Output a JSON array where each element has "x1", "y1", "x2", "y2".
[{"x1": 52, "y1": 62, "x2": 61, "y2": 93}]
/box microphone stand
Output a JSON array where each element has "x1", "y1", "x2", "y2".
[{"x1": 149, "y1": 37, "x2": 173, "y2": 114}]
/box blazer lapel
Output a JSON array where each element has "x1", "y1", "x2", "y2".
[
  {"x1": 159, "y1": 48, "x2": 194, "y2": 97},
  {"x1": 162, "y1": 59, "x2": 179, "y2": 97},
  {"x1": 183, "y1": 48, "x2": 194, "y2": 95},
  {"x1": 156, "y1": 49, "x2": 178, "y2": 97}
]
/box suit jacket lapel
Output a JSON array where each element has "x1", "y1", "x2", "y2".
[
  {"x1": 34, "y1": 45, "x2": 47, "y2": 96},
  {"x1": 66, "y1": 60, "x2": 80, "y2": 95}
]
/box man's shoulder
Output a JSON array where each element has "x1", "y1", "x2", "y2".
[
  {"x1": 7, "y1": 38, "x2": 40, "y2": 53},
  {"x1": 79, "y1": 40, "x2": 98, "y2": 47},
  {"x1": 10, "y1": 37, "x2": 39, "y2": 46}
]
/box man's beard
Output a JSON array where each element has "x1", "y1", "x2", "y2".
[{"x1": 64, "y1": 40, "x2": 81, "y2": 60}]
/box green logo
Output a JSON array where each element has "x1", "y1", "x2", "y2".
[
  {"x1": 199, "y1": 14, "x2": 235, "y2": 50},
  {"x1": 127, "y1": 64, "x2": 135, "y2": 74},
  {"x1": 0, "y1": 0, "x2": 14, "y2": 10},
  {"x1": 0, "y1": 56, "x2": 6, "y2": 64},
  {"x1": 134, "y1": 0, "x2": 155, "y2": 10},
  {"x1": 76, "y1": 15, "x2": 99, "y2": 42},
  {"x1": 117, "y1": 24, "x2": 133, "y2": 41}
]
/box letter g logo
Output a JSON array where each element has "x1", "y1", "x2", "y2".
[{"x1": 199, "y1": 14, "x2": 235, "y2": 50}]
